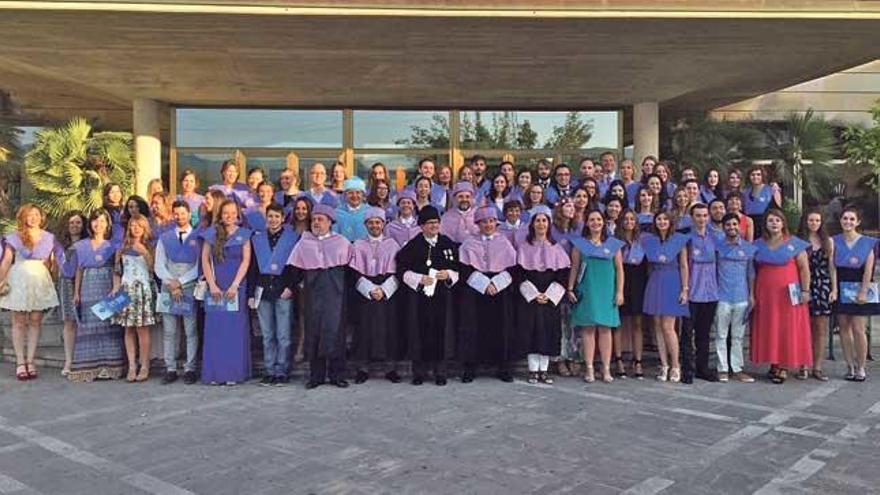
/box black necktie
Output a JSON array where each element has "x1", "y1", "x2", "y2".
[{"x1": 178, "y1": 231, "x2": 184, "y2": 244}]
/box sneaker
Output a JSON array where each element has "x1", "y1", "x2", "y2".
[
  {"x1": 183, "y1": 371, "x2": 197, "y2": 385},
  {"x1": 718, "y1": 372, "x2": 729, "y2": 383},
  {"x1": 260, "y1": 376, "x2": 275, "y2": 386},
  {"x1": 733, "y1": 372, "x2": 755, "y2": 383},
  {"x1": 161, "y1": 371, "x2": 179, "y2": 385}
]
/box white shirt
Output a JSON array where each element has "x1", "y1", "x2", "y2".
[{"x1": 154, "y1": 224, "x2": 198, "y2": 285}]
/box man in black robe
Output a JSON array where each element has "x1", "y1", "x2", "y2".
[
  {"x1": 284, "y1": 204, "x2": 353, "y2": 389},
  {"x1": 395, "y1": 205, "x2": 461, "y2": 386}
]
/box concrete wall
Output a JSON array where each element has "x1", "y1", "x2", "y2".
[{"x1": 711, "y1": 60, "x2": 880, "y2": 127}]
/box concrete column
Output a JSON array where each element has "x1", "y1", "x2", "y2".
[
  {"x1": 633, "y1": 102, "x2": 659, "y2": 168},
  {"x1": 133, "y1": 98, "x2": 161, "y2": 197}
]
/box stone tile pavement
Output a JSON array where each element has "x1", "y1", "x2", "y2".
[{"x1": 0, "y1": 358, "x2": 878, "y2": 495}]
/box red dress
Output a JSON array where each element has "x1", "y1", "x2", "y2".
[{"x1": 750, "y1": 259, "x2": 812, "y2": 367}]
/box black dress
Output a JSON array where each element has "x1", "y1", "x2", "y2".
[
  {"x1": 514, "y1": 268, "x2": 566, "y2": 356},
  {"x1": 350, "y1": 273, "x2": 402, "y2": 361},
  {"x1": 620, "y1": 242, "x2": 647, "y2": 317},
  {"x1": 807, "y1": 245, "x2": 832, "y2": 317},
  {"x1": 457, "y1": 268, "x2": 516, "y2": 366}
]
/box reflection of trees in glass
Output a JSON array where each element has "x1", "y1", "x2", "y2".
[
  {"x1": 393, "y1": 114, "x2": 450, "y2": 148},
  {"x1": 542, "y1": 112, "x2": 593, "y2": 150},
  {"x1": 398, "y1": 111, "x2": 594, "y2": 150}
]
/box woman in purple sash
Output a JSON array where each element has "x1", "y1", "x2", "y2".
[
  {"x1": 57, "y1": 211, "x2": 88, "y2": 376},
  {"x1": 617, "y1": 209, "x2": 648, "y2": 379},
  {"x1": 69, "y1": 208, "x2": 125, "y2": 382},
  {"x1": 743, "y1": 166, "x2": 782, "y2": 238},
  {"x1": 150, "y1": 192, "x2": 174, "y2": 243},
  {"x1": 832, "y1": 207, "x2": 878, "y2": 382},
  {"x1": 177, "y1": 168, "x2": 206, "y2": 227},
  {"x1": 201, "y1": 199, "x2": 253, "y2": 385},
  {"x1": 103, "y1": 182, "x2": 125, "y2": 249},
  {"x1": 550, "y1": 198, "x2": 583, "y2": 377},
  {"x1": 0, "y1": 204, "x2": 61, "y2": 380},
  {"x1": 243, "y1": 180, "x2": 275, "y2": 232},
  {"x1": 208, "y1": 159, "x2": 251, "y2": 207}
]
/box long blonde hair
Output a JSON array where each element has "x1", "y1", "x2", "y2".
[
  {"x1": 15, "y1": 203, "x2": 45, "y2": 250},
  {"x1": 123, "y1": 213, "x2": 154, "y2": 252}
]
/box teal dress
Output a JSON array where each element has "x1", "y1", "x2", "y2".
[{"x1": 570, "y1": 237, "x2": 623, "y2": 328}]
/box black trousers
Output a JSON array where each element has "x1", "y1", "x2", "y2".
[
  {"x1": 681, "y1": 301, "x2": 718, "y2": 378},
  {"x1": 309, "y1": 356, "x2": 346, "y2": 382},
  {"x1": 412, "y1": 360, "x2": 448, "y2": 378}
]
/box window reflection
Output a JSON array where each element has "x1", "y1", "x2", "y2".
[
  {"x1": 353, "y1": 111, "x2": 449, "y2": 149},
  {"x1": 459, "y1": 111, "x2": 618, "y2": 151},
  {"x1": 176, "y1": 109, "x2": 343, "y2": 148}
]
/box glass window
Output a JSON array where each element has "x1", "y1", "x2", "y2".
[
  {"x1": 353, "y1": 111, "x2": 449, "y2": 149},
  {"x1": 175, "y1": 152, "x2": 235, "y2": 193},
  {"x1": 249, "y1": 155, "x2": 340, "y2": 193},
  {"x1": 459, "y1": 111, "x2": 618, "y2": 151},
  {"x1": 176, "y1": 109, "x2": 343, "y2": 148},
  {"x1": 354, "y1": 153, "x2": 447, "y2": 190}
]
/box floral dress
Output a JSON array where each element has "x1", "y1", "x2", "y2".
[
  {"x1": 806, "y1": 244, "x2": 832, "y2": 317},
  {"x1": 111, "y1": 249, "x2": 158, "y2": 327}
]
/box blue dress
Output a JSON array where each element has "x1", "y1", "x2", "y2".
[
  {"x1": 642, "y1": 233, "x2": 690, "y2": 317},
  {"x1": 201, "y1": 226, "x2": 253, "y2": 383}
]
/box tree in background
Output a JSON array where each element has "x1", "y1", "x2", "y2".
[
  {"x1": 394, "y1": 113, "x2": 450, "y2": 149},
  {"x1": 543, "y1": 112, "x2": 593, "y2": 150},
  {"x1": 516, "y1": 119, "x2": 538, "y2": 149},
  {"x1": 0, "y1": 119, "x2": 22, "y2": 221},
  {"x1": 25, "y1": 117, "x2": 134, "y2": 220},
  {"x1": 765, "y1": 109, "x2": 837, "y2": 211},
  {"x1": 842, "y1": 100, "x2": 880, "y2": 191},
  {"x1": 665, "y1": 116, "x2": 764, "y2": 175}
]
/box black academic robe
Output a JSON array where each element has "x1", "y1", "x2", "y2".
[
  {"x1": 350, "y1": 273, "x2": 401, "y2": 361},
  {"x1": 395, "y1": 234, "x2": 460, "y2": 363},
  {"x1": 457, "y1": 265, "x2": 516, "y2": 365},
  {"x1": 514, "y1": 267, "x2": 567, "y2": 357},
  {"x1": 288, "y1": 266, "x2": 347, "y2": 360}
]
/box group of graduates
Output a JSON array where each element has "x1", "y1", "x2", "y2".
[{"x1": 0, "y1": 152, "x2": 876, "y2": 389}]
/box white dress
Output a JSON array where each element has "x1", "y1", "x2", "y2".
[{"x1": 0, "y1": 232, "x2": 60, "y2": 312}]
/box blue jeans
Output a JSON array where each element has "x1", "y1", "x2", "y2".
[
  {"x1": 257, "y1": 297, "x2": 294, "y2": 377},
  {"x1": 714, "y1": 301, "x2": 748, "y2": 373},
  {"x1": 162, "y1": 288, "x2": 199, "y2": 373}
]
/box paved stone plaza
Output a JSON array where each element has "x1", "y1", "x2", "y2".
[{"x1": 0, "y1": 359, "x2": 878, "y2": 495}]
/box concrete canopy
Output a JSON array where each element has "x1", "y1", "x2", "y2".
[{"x1": 0, "y1": 2, "x2": 879, "y2": 130}]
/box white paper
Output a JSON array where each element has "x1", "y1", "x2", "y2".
[{"x1": 423, "y1": 268, "x2": 440, "y2": 297}]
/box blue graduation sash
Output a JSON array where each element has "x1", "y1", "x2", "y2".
[
  {"x1": 637, "y1": 212, "x2": 654, "y2": 226},
  {"x1": 160, "y1": 229, "x2": 201, "y2": 264},
  {"x1": 571, "y1": 236, "x2": 624, "y2": 260},
  {"x1": 754, "y1": 237, "x2": 809, "y2": 265},
  {"x1": 688, "y1": 232, "x2": 717, "y2": 263},
  {"x1": 253, "y1": 226, "x2": 299, "y2": 275},
  {"x1": 244, "y1": 207, "x2": 267, "y2": 232},
  {"x1": 833, "y1": 234, "x2": 878, "y2": 269},
  {"x1": 744, "y1": 185, "x2": 773, "y2": 215},
  {"x1": 642, "y1": 232, "x2": 688, "y2": 265},
  {"x1": 75, "y1": 239, "x2": 115, "y2": 268},
  {"x1": 622, "y1": 239, "x2": 646, "y2": 265},
  {"x1": 716, "y1": 239, "x2": 757, "y2": 262}
]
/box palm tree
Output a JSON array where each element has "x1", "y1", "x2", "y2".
[
  {"x1": 764, "y1": 109, "x2": 837, "y2": 211},
  {"x1": 24, "y1": 117, "x2": 134, "y2": 220},
  {"x1": 666, "y1": 116, "x2": 764, "y2": 175}
]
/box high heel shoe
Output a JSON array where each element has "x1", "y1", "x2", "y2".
[
  {"x1": 633, "y1": 359, "x2": 644, "y2": 379},
  {"x1": 583, "y1": 365, "x2": 595, "y2": 383},
  {"x1": 126, "y1": 366, "x2": 137, "y2": 383},
  {"x1": 613, "y1": 357, "x2": 627, "y2": 378},
  {"x1": 16, "y1": 364, "x2": 29, "y2": 381},
  {"x1": 26, "y1": 361, "x2": 38, "y2": 379},
  {"x1": 669, "y1": 367, "x2": 681, "y2": 383},
  {"x1": 656, "y1": 365, "x2": 669, "y2": 382}
]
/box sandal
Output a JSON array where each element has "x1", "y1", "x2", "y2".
[
  {"x1": 771, "y1": 369, "x2": 787, "y2": 384},
  {"x1": 602, "y1": 368, "x2": 614, "y2": 383},
  {"x1": 613, "y1": 357, "x2": 627, "y2": 378},
  {"x1": 669, "y1": 367, "x2": 681, "y2": 383},
  {"x1": 557, "y1": 361, "x2": 572, "y2": 377},
  {"x1": 844, "y1": 367, "x2": 856, "y2": 381},
  {"x1": 853, "y1": 368, "x2": 867, "y2": 382},
  {"x1": 767, "y1": 366, "x2": 780, "y2": 380},
  {"x1": 583, "y1": 365, "x2": 595, "y2": 383},
  {"x1": 811, "y1": 369, "x2": 829, "y2": 382},
  {"x1": 539, "y1": 372, "x2": 554, "y2": 385},
  {"x1": 26, "y1": 361, "x2": 38, "y2": 379},
  {"x1": 126, "y1": 366, "x2": 137, "y2": 383},
  {"x1": 16, "y1": 364, "x2": 29, "y2": 381},
  {"x1": 528, "y1": 372, "x2": 539, "y2": 384},
  {"x1": 795, "y1": 367, "x2": 808, "y2": 380},
  {"x1": 136, "y1": 366, "x2": 150, "y2": 382},
  {"x1": 633, "y1": 359, "x2": 644, "y2": 379},
  {"x1": 656, "y1": 365, "x2": 669, "y2": 382}
]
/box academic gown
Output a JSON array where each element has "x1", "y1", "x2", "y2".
[
  {"x1": 395, "y1": 233, "x2": 460, "y2": 363},
  {"x1": 457, "y1": 233, "x2": 517, "y2": 366},
  {"x1": 349, "y1": 236, "x2": 402, "y2": 361},
  {"x1": 286, "y1": 232, "x2": 352, "y2": 360}
]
